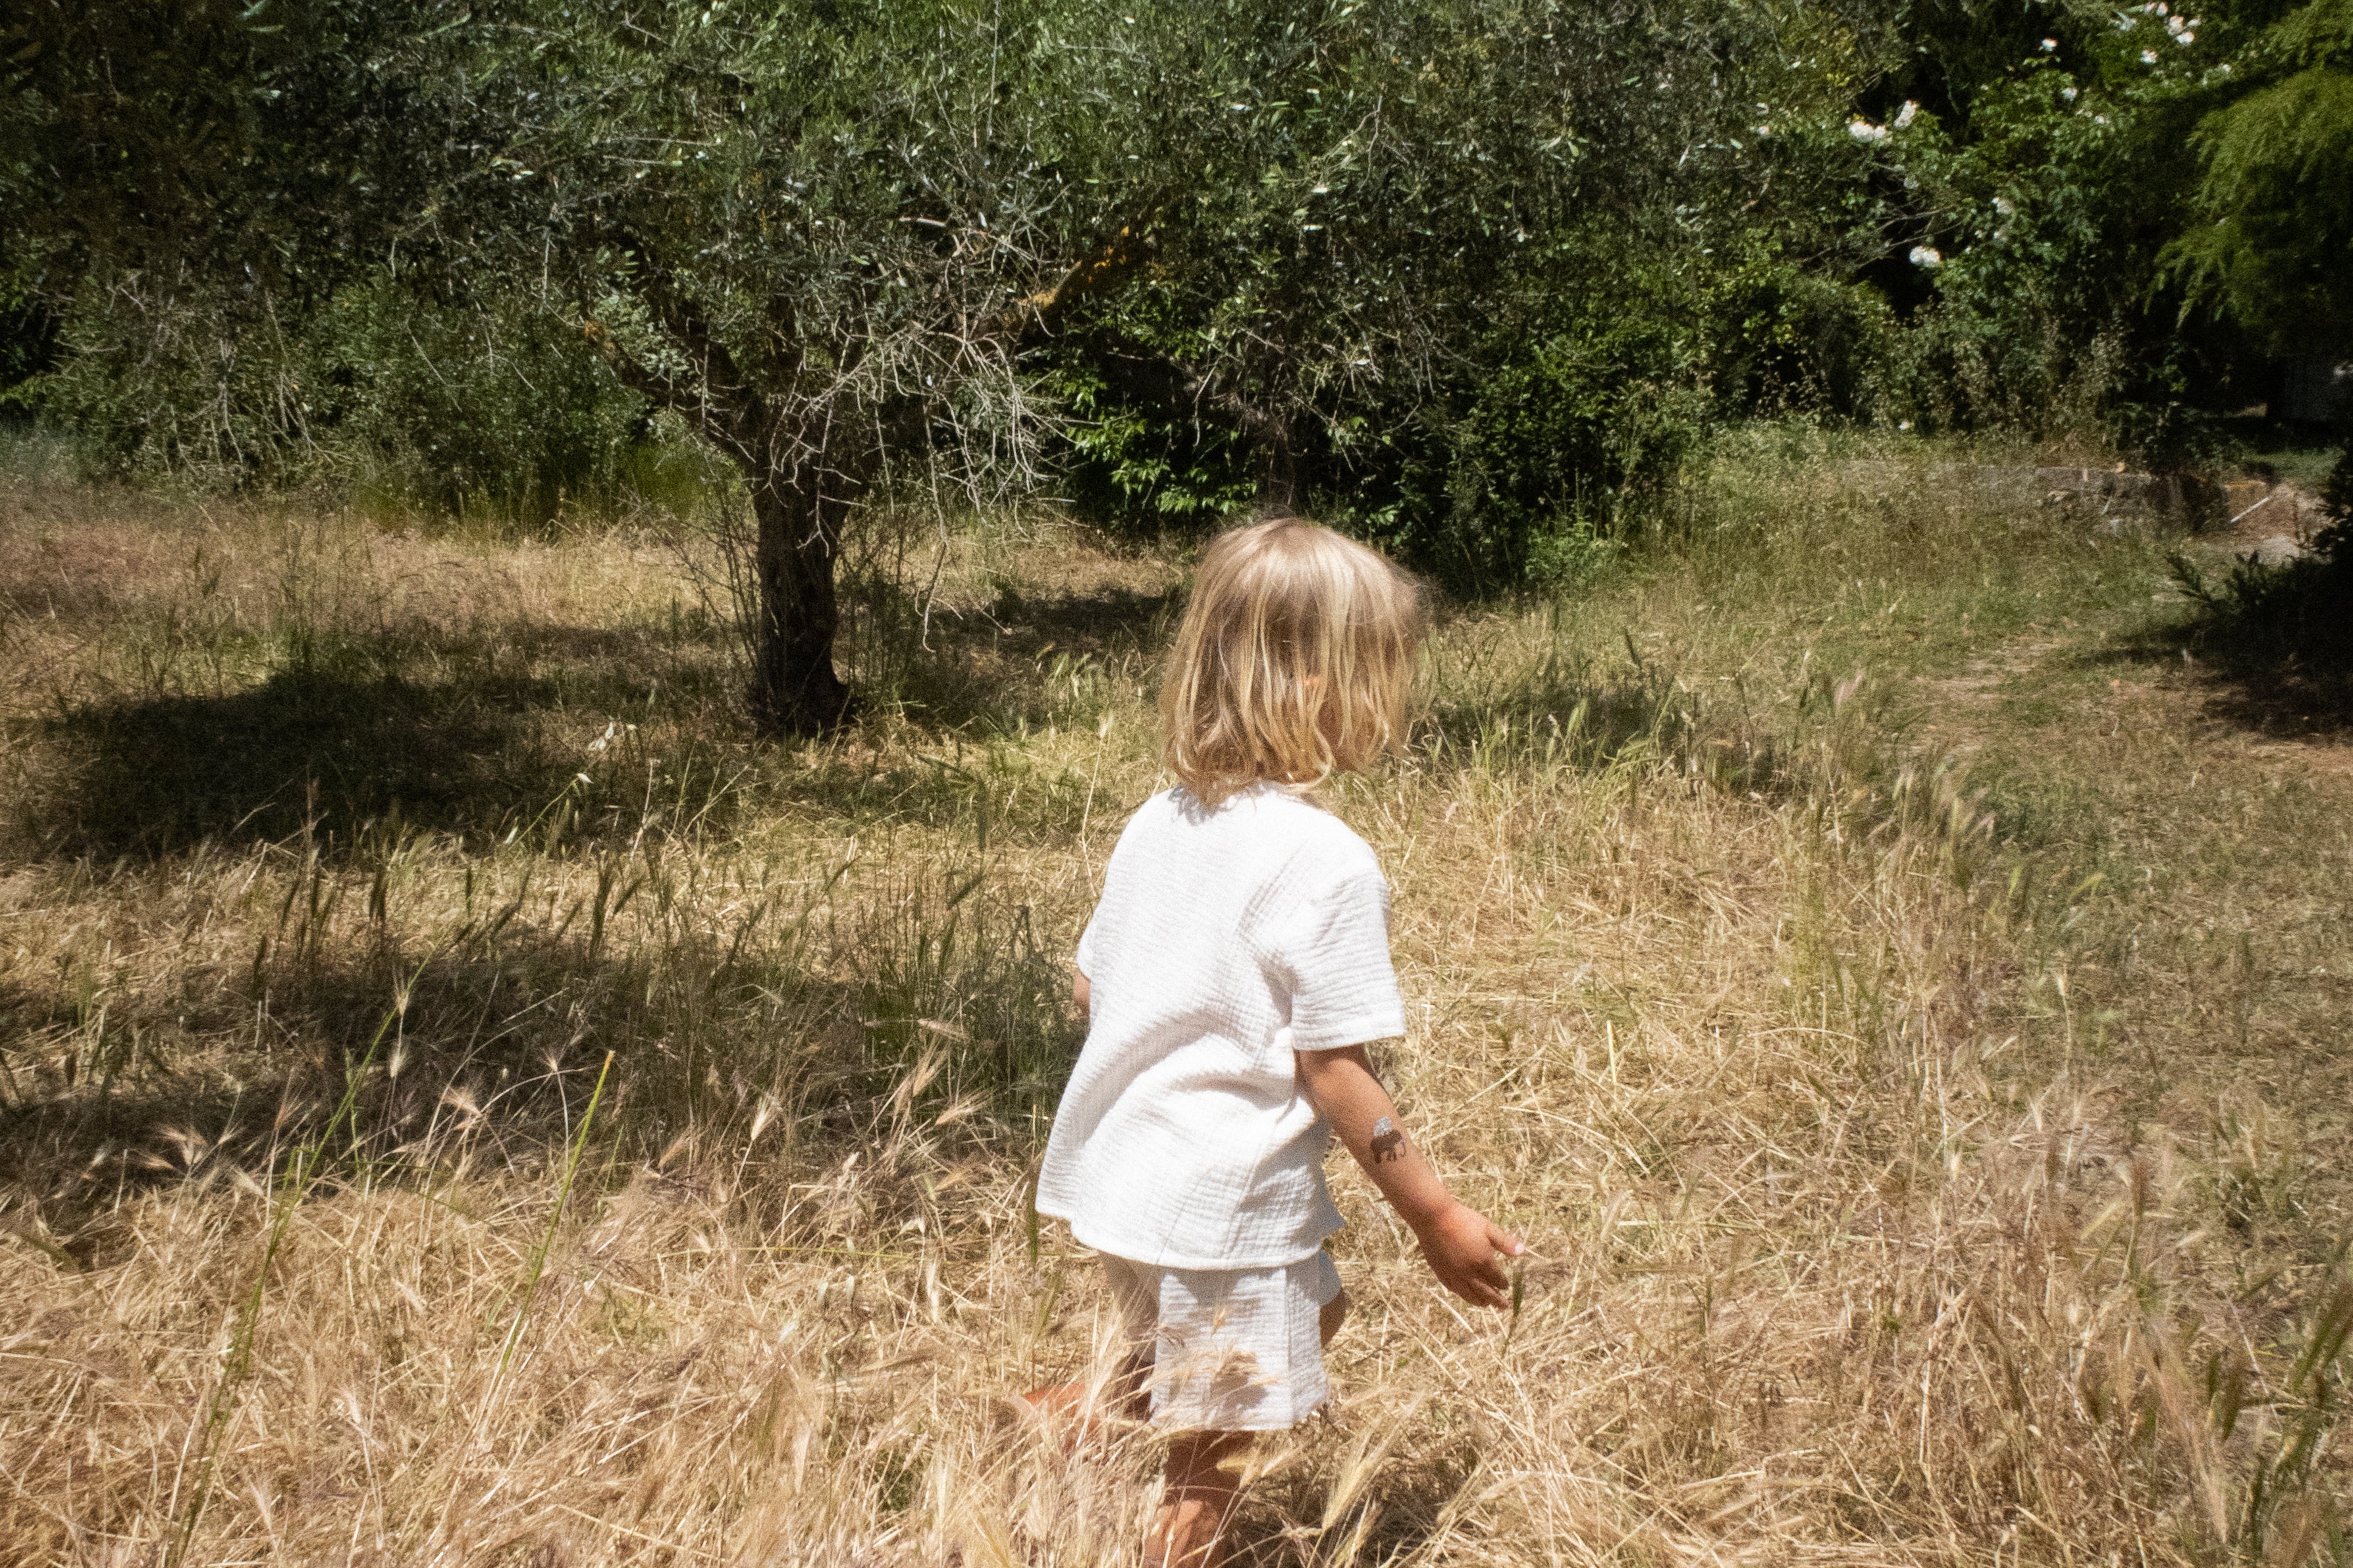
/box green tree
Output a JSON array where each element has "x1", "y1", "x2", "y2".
[
  {"x1": 412, "y1": 0, "x2": 1810, "y2": 714},
  {"x1": 0, "y1": 0, "x2": 449, "y2": 471},
  {"x1": 2172, "y1": 0, "x2": 2353, "y2": 536},
  {"x1": 46, "y1": 0, "x2": 2295, "y2": 710},
  {"x1": 2170, "y1": 0, "x2": 2353, "y2": 355},
  {"x1": 1027, "y1": 0, "x2": 1851, "y2": 585},
  {"x1": 384, "y1": 0, "x2": 1236, "y2": 729}
]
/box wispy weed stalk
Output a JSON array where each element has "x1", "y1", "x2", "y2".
[
  {"x1": 493, "y1": 1049, "x2": 615, "y2": 1384},
  {"x1": 166, "y1": 1012, "x2": 390, "y2": 1568}
]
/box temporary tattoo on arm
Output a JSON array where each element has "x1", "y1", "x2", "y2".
[{"x1": 1369, "y1": 1116, "x2": 1406, "y2": 1165}]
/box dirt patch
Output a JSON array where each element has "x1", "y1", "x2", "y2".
[
  {"x1": 1911, "y1": 634, "x2": 2063, "y2": 756},
  {"x1": 2219, "y1": 477, "x2": 2328, "y2": 539},
  {"x1": 1915, "y1": 616, "x2": 2353, "y2": 787}
]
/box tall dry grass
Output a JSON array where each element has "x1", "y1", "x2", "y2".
[{"x1": 3, "y1": 434, "x2": 2348, "y2": 1566}]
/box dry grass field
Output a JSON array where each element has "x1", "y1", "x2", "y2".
[{"x1": 3, "y1": 431, "x2": 2349, "y2": 1568}]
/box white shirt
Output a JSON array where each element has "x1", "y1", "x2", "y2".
[{"x1": 1038, "y1": 784, "x2": 1408, "y2": 1269}]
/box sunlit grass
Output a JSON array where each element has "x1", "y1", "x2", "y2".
[{"x1": 2, "y1": 437, "x2": 2348, "y2": 1566}]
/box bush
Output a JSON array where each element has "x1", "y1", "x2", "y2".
[
  {"x1": 2167, "y1": 450, "x2": 2353, "y2": 682},
  {"x1": 1050, "y1": 238, "x2": 1712, "y2": 594},
  {"x1": 1047, "y1": 360, "x2": 1261, "y2": 533},
  {"x1": 30, "y1": 273, "x2": 701, "y2": 525},
  {"x1": 1331, "y1": 258, "x2": 1712, "y2": 594},
  {"x1": 309, "y1": 281, "x2": 670, "y2": 523},
  {"x1": 1710, "y1": 266, "x2": 1899, "y2": 423}
]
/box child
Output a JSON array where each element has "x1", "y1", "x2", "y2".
[{"x1": 1026, "y1": 517, "x2": 1524, "y2": 1568}]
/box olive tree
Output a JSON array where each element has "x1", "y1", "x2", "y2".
[
  {"x1": 396, "y1": 0, "x2": 1209, "y2": 730},
  {"x1": 415, "y1": 0, "x2": 1781, "y2": 725},
  {"x1": 0, "y1": 0, "x2": 449, "y2": 473},
  {"x1": 9, "y1": 0, "x2": 1834, "y2": 718}
]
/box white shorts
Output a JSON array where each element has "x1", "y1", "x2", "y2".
[{"x1": 1099, "y1": 1249, "x2": 1343, "y2": 1432}]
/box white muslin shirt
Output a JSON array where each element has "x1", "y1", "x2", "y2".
[{"x1": 1038, "y1": 783, "x2": 1408, "y2": 1270}]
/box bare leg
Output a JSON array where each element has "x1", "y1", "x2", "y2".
[
  {"x1": 1018, "y1": 1346, "x2": 1152, "y2": 1443},
  {"x1": 1321, "y1": 1288, "x2": 1348, "y2": 1347},
  {"x1": 1113, "y1": 1344, "x2": 1153, "y2": 1421},
  {"x1": 1148, "y1": 1430, "x2": 1254, "y2": 1568},
  {"x1": 1142, "y1": 1286, "x2": 1346, "y2": 1565}
]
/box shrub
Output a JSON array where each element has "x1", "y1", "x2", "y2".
[
  {"x1": 2167, "y1": 458, "x2": 2353, "y2": 675},
  {"x1": 32, "y1": 274, "x2": 692, "y2": 525}
]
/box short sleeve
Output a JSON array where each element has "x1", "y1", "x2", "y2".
[
  {"x1": 1277, "y1": 870, "x2": 1408, "y2": 1051},
  {"x1": 1074, "y1": 802, "x2": 1144, "y2": 978}
]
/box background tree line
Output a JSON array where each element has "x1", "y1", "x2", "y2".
[{"x1": 1, "y1": 0, "x2": 2347, "y2": 729}]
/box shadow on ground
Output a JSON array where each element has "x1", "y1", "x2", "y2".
[
  {"x1": 2103, "y1": 548, "x2": 2353, "y2": 741},
  {"x1": 21, "y1": 581, "x2": 1191, "y2": 860},
  {"x1": 19, "y1": 610, "x2": 754, "y2": 858},
  {"x1": 0, "y1": 929, "x2": 717, "y2": 1251},
  {"x1": 0, "y1": 875, "x2": 1080, "y2": 1262},
  {"x1": 1231, "y1": 1430, "x2": 1481, "y2": 1568},
  {"x1": 840, "y1": 575, "x2": 1182, "y2": 731},
  {"x1": 41, "y1": 669, "x2": 577, "y2": 854}
]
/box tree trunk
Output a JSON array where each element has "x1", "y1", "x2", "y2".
[
  {"x1": 745, "y1": 458, "x2": 855, "y2": 735},
  {"x1": 1256, "y1": 415, "x2": 1302, "y2": 514}
]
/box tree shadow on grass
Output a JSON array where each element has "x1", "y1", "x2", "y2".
[
  {"x1": 24, "y1": 623, "x2": 746, "y2": 860},
  {"x1": 1, "y1": 861, "x2": 1083, "y2": 1264},
  {"x1": 2098, "y1": 550, "x2": 2353, "y2": 742},
  {"x1": 0, "y1": 929, "x2": 722, "y2": 1252},
  {"x1": 22, "y1": 578, "x2": 1190, "y2": 862},
  {"x1": 839, "y1": 574, "x2": 1184, "y2": 733},
  {"x1": 41, "y1": 669, "x2": 571, "y2": 855}
]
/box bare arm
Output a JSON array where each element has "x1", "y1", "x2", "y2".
[
  {"x1": 1296, "y1": 1045, "x2": 1523, "y2": 1309},
  {"x1": 1075, "y1": 970, "x2": 1091, "y2": 1018}
]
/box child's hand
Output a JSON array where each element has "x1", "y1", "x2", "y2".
[
  {"x1": 1412, "y1": 1201, "x2": 1524, "y2": 1309},
  {"x1": 1292, "y1": 1046, "x2": 1525, "y2": 1308}
]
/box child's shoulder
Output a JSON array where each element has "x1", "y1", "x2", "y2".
[
  {"x1": 1266, "y1": 789, "x2": 1378, "y2": 857},
  {"x1": 1163, "y1": 785, "x2": 1383, "y2": 877},
  {"x1": 1284, "y1": 802, "x2": 1385, "y2": 889}
]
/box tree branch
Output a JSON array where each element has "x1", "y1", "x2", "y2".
[
  {"x1": 976, "y1": 214, "x2": 1284, "y2": 446},
  {"x1": 579, "y1": 228, "x2": 766, "y2": 454},
  {"x1": 979, "y1": 222, "x2": 1155, "y2": 347}
]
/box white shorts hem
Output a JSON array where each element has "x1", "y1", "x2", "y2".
[{"x1": 1098, "y1": 1249, "x2": 1340, "y2": 1432}]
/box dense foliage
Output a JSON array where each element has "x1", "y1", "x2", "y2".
[{"x1": 2, "y1": 0, "x2": 2347, "y2": 709}]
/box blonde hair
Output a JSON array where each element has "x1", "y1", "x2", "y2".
[{"x1": 1160, "y1": 517, "x2": 1425, "y2": 806}]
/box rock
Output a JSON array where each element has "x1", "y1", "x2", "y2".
[{"x1": 2251, "y1": 535, "x2": 2306, "y2": 567}]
